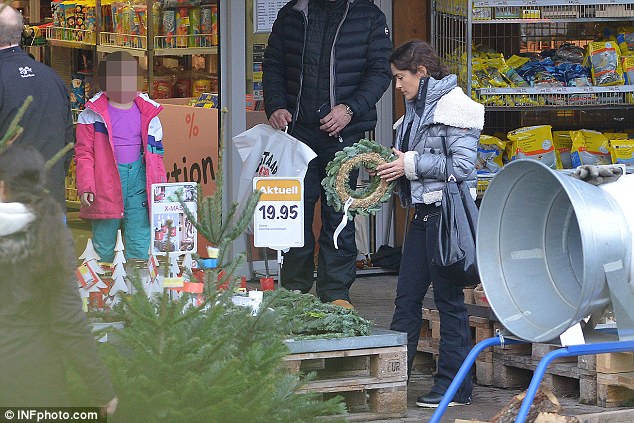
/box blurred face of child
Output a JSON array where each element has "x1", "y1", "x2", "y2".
[
  {"x1": 102, "y1": 59, "x2": 139, "y2": 104},
  {"x1": 391, "y1": 64, "x2": 427, "y2": 102}
]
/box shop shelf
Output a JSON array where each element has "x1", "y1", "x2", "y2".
[
  {"x1": 433, "y1": 0, "x2": 634, "y2": 137},
  {"x1": 98, "y1": 32, "x2": 147, "y2": 51},
  {"x1": 153, "y1": 45, "x2": 218, "y2": 57},
  {"x1": 475, "y1": 85, "x2": 634, "y2": 109},
  {"x1": 46, "y1": 27, "x2": 96, "y2": 47},
  {"x1": 439, "y1": 0, "x2": 634, "y2": 20},
  {"x1": 97, "y1": 33, "x2": 219, "y2": 57}
]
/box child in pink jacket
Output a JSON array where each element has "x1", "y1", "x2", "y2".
[{"x1": 75, "y1": 51, "x2": 166, "y2": 262}]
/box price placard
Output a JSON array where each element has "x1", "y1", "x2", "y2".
[{"x1": 253, "y1": 177, "x2": 304, "y2": 248}]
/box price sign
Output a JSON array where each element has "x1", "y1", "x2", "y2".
[{"x1": 253, "y1": 177, "x2": 304, "y2": 248}]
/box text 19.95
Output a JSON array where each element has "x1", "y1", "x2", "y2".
[{"x1": 258, "y1": 204, "x2": 298, "y2": 220}]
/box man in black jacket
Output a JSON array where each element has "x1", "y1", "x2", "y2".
[
  {"x1": 0, "y1": 4, "x2": 73, "y2": 209},
  {"x1": 263, "y1": 0, "x2": 391, "y2": 308}
]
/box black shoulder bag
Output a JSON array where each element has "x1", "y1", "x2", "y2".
[{"x1": 431, "y1": 137, "x2": 480, "y2": 287}]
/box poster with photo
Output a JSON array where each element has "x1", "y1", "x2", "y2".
[{"x1": 151, "y1": 182, "x2": 197, "y2": 255}]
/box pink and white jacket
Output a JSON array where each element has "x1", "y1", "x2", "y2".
[{"x1": 75, "y1": 92, "x2": 167, "y2": 220}]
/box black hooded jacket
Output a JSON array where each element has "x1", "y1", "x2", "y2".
[{"x1": 263, "y1": 0, "x2": 392, "y2": 136}]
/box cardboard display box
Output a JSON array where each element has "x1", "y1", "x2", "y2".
[
  {"x1": 159, "y1": 98, "x2": 219, "y2": 198},
  {"x1": 158, "y1": 99, "x2": 219, "y2": 256}
]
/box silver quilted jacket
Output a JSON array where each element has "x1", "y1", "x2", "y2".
[{"x1": 394, "y1": 74, "x2": 485, "y2": 207}]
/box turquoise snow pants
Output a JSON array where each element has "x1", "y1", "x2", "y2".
[{"x1": 92, "y1": 158, "x2": 151, "y2": 262}]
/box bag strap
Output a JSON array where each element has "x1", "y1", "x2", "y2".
[{"x1": 440, "y1": 136, "x2": 457, "y2": 183}]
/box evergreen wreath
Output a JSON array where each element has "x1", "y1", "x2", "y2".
[{"x1": 322, "y1": 139, "x2": 396, "y2": 219}]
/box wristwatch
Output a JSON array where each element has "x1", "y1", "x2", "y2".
[{"x1": 344, "y1": 104, "x2": 354, "y2": 117}]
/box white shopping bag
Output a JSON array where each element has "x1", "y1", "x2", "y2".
[{"x1": 233, "y1": 124, "x2": 317, "y2": 230}]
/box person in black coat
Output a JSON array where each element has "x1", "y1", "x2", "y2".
[
  {"x1": 0, "y1": 145, "x2": 117, "y2": 414},
  {"x1": 262, "y1": 0, "x2": 392, "y2": 307},
  {"x1": 0, "y1": 5, "x2": 74, "y2": 209}
]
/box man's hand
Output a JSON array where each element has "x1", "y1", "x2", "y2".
[
  {"x1": 268, "y1": 109, "x2": 292, "y2": 130},
  {"x1": 572, "y1": 164, "x2": 623, "y2": 186},
  {"x1": 81, "y1": 191, "x2": 94, "y2": 207},
  {"x1": 319, "y1": 104, "x2": 352, "y2": 137}
]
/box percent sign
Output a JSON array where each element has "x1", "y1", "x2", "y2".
[{"x1": 185, "y1": 112, "x2": 200, "y2": 139}]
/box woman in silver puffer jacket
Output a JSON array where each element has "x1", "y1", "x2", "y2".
[{"x1": 375, "y1": 40, "x2": 484, "y2": 408}]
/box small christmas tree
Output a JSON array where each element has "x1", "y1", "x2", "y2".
[
  {"x1": 100, "y1": 110, "x2": 346, "y2": 422},
  {"x1": 108, "y1": 230, "x2": 128, "y2": 306},
  {"x1": 144, "y1": 249, "x2": 162, "y2": 298}
]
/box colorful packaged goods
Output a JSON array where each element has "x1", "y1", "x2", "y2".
[
  {"x1": 52, "y1": 1, "x2": 62, "y2": 27},
  {"x1": 194, "y1": 92, "x2": 218, "y2": 108},
  {"x1": 151, "y1": 75, "x2": 175, "y2": 99},
  {"x1": 552, "y1": 131, "x2": 573, "y2": 169},
  {"x1": 175, "y1": 7, "x2": 189, "y2": 47},
  {"x1": 191, "y1": 74, "x2": 212, "y2": 98},
  {"x1": 152, "y1": 2, "x2": 161, "y2": 36},
  {"x1": 200, "y1": 5, "x2": 212, "y2": 47},
  {"x1": 622, "y1": 56, "x2": 634, "y2": 103},
  {"x1": 162, "y1": 9, "x2": 176, "y2": 48},
  {"x1": 85, "y1": 2, "x2": 96, "y2": 36},
  {"x1": 60, "y1": 1, "x2": 76, "y2": 41},
  {"x1": 587, "y1": 41, "x2": 625, "y2": 87},
  {"x1": 210, "y1": 4, "x2": 218, "y2": 46},
  {"x1": 476, "y1": 135, "x2": 506, "y2": 174},
  {"x1": 74, "y1": 1, "x2": 86, "y2": 41},
  {"x1": 132, "y1": 4, "x2": 148, "y2": 48},
  {"x1": 617, "y1": 27, "x2": 634, "y2": 56},
  {"x1": 189, "y1": 7, "x2": 201, "y2": 47},
  {"x1": 610, "y1": 139, "x2": 634, "y2": 167},
  {"x1": 122, "y1": 3, "x2": 135, "y2": 46},
  {"x1": 570, "y1": 129, "x2": 612, "y2": 167},
  {"x1": 101, "y1": 0, "x2": 113, "y2": 32},
  {"x1": 70, "y1": 74, "x2": 86, "y2": 110},
  {"x1": 507, "y1": 125, "x2": 556, "y2": 169},
  {"x1": 110, "y1": 2, "x2": 122, "y2": 36},
  {"x1": 623, "y1": 55, "x2": 634, "y2": 84}
]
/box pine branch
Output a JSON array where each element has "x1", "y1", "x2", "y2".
[
  {"x1": 216, "y1": 107, "x2": 228, "y2": 219},
  {"x1": 45, "y1": 142, "x2": 74, "y2": 171},
  {"x1": 227, "y1": 190, "x2": 261, "y2": 240},
  {"x1": 0, "y1": 96, "x2": 33, "y2": 153}
]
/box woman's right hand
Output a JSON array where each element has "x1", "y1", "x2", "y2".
[
  {"x1": 80, "y1": 192, "x2": 94, "y2": 207},
  {"x1": 268, "y1": 109, "x2": 292, "y2": 130},
  {"x1": 375, "y1": 149, "x2": 406, "y2": 182}
]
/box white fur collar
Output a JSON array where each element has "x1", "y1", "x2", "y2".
[
  {"x1": 433, "y1": 87, "x2": 484, "y2": 130},
  {"x1": 0, "y1": 202, "x2": 35, "y2": 236}
]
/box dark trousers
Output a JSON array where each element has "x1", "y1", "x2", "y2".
[
  {"x1": 280, "y1": 124, "x2": 361, "y2": 302},
  {"x1": 390, "y1": 203, "x2": 473, "y2": 402}
]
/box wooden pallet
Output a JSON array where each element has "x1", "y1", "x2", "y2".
[
  {"x1": 418, "y1": 308, "x2": 496, "y2": 384},
  {"x1": 488, "y1": 349, "x2": 598, "y2": 405},
  {"x1": 284, "y1": 345, "x2": 408, "y2": 421},
  {"x1": 596, "y1": 371, "x2": 634, "y2": 407},
  {"x1": 596, "y1": 352, "x2": 634, "y2": 374},
  {"x1": 419, "y1": 308, "x2": 494, "y2": 352}
]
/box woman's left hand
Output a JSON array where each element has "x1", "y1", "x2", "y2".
[{"x1": 375, "y1": 148, "x2": 405, "y2": 182}]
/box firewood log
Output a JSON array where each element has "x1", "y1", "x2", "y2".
[
  {"x1": 533, "y1": 412, "x2": 579, "y2": 423},
  {"x1": 490, "y1": 388, "x2": 562, "y2": 423}
]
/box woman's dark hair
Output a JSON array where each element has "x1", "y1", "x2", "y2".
[
  {"x1": 0, "y1": 145, "x2": 74, "y2": 288},
  {"x1": 390, "y1": 40, "x2": 449, "y2": 80}
]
